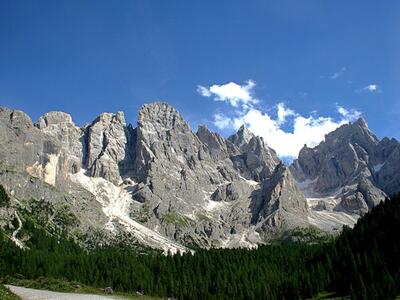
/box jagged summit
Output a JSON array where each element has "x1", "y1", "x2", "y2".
[
  {"x1": 228, "y1": 124, "x2": 254, "y2": 146},
  {"x1": 36, "y1": 111, "x2": 75, "y2": 128},
  {"x1": 92, "y1": 111, "x2": 126, "y2": 125},
  {"x1": 296, "y1": 117, "x2": 374, "y2": 156},
  {"x1": 353, "y1": 116, "x2": 368, "y2": 128},
  {"x1": 0, "y1": 103, "x2": 310, "y2": 251},
  {"x1": 291, "y1": 114, "x2": 399, "y2": 225},
  {"x1": 1, "y1": 103, "x2": 398, "y2": 251},
  {"x1": 1, "y1": 107, "x2": 33, "y2": 129},
  {"x1": 324, "y1": 117, "x2": 379, "y2": 147},
  {"x1": 138, "y1": 102, "x2": 190, "y2": 132}
]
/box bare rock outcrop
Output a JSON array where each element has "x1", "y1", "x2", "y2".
[
  {"x1": 6, "y1": 102, "x2": 398, "y2": 250},
  {"x1": 82, "y1": 112, "x2": 135, "y2": 184},
  {"x1": 291, "y1": 118, "x2": 398, "y2": 217}
]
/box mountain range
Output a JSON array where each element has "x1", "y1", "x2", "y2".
[{"x1": 0, "y1": 102, "x2": 399, "y2": 253}]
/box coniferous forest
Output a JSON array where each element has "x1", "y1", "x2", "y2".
[{"x1": 1, "y1": 190, "x2": 400, "y2": 299}]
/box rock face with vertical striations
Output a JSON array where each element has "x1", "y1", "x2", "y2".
[
  {"x1": 1, "y1": 102, "x2": 398, "y2": 251},
  {"x1": 373, "y1": 138, "x2": 400, "y2": 196},
  {"x1": 82, "y1": 111, "x2": 135, "y2": 184},
  {"x1": 228, "y1": 125, "x2": 280, "y2": 181},
  {"x1": 127, "y1": 102, "x2": 308, "y2": 247},
  {"x1": 0, "y1": 107, "x2": 107, "y2": 240},
  {"x1": 290, "y1": 118, "x2": 400, "y2": 232},
  {"x1": 35, "y1": 111, "x2": 84, "y2": 181}
]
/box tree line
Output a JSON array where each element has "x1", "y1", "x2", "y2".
[{"x1": 0, "y1": 185, "x2": 399, "y2": 299}]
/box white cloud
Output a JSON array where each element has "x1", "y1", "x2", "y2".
[
  {"x1": 230, "y1": 108, "x2": 354, "y2": 158},
  {"x1": 366, "y1": 84, "x2": 378, "y2": 91},
  {"x1": 197, "y1": 85, "x2": 212, "y2": 97},
  {"x1": 203, "y1": 80, "x2": 363, "y2": 158},
  {"x1": 337, "y1": 105, "x2": 362, "y2": 121},
  {"x1": 214, "y1": 113, "x2": 232, "y2": 129},
  {"x1": 356, "y1": 84, "x2": 380, "y2": 93},
  {"x1": 197, "y1": 80, "x2": 258, "y2": 107},
  {"x1": 277, "y1": 102, "x2": 296, "y2": 125},
  {"x1": 329, "y1": 67, "x2": 347, "y2": 79}
]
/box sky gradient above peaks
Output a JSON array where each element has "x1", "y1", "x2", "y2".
[{"x1": 0, "y1": 1, "x2": 399, "y2": 158}]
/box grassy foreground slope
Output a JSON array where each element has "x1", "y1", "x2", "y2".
[{"x1": 0, "y1": 284, "x2": 20, "y2": 300}]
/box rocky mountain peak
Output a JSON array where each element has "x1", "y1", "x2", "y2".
[
  {"x1": 94, "y1": 111, "x2": 126, "y2": 126},
  {"x1": 36, "y1": 111, "x2": 75, "y2": 129},
  {"x1": 138, "y1": 102, "x2": 189, "y2": 133},
  {"x1": 83, "y1": 111, "x2": 131, "y2": 184},
  {"x1": 7, "y1": 109, "x2": 33, "y2": 129},
  {"x1": 228, "y1": 125, "x2": 254, "y2": 147},
  {"x1": 196, "y1": 125, "x2": 231, "y2": 160},
  {"x1": 325, "y1": 118, "x2": 379, "y2": 149},
  {"x1": 354, "y1": 116, "x2": 368, "y2": 128},
  {"x1": 33, "y1": 111, "x2": 83, "y2": 180},
  {"x1": 230, "y1": 138, "x2": 280, "y2": 181},
  {"x1": 292, "y1": 117, "x2": 379, "y2": 193},
  {"x1": 2, "y1": 102, "x2": 397, "y2": 252},
  {"x1": 133, "y1": 102, "x2": 205, "y2": 185},
  {"x1": 291, "y1": 117, "x2": 399, "y2": 219}
]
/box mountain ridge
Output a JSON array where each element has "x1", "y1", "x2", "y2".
[{"x1": 0, "y1": 102, "x2": 399, "y2": 252}]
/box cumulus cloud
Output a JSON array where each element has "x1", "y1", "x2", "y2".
[
  {"x1": 197, "y1": 80, "x2": 258, "y2": 107},
  {"x1": 197, "y1": 85, "x2": 212, "y2": 97},
  {"x1": 229, "y1": 107, "x2": 356, "y2": 158},
  {"x1": 213, "y1": 113, "x2": 232, "y2": 129},
  {"x1": 356, "y1": 84, "x2": 380, "y2": 93},
  {"x1": 199, "y1": 80, "x2": 363, "y2": 158},
  {"x1": 277, "y1": 102, "x2": 296, "y2": 125}
]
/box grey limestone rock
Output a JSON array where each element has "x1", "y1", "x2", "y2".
[
  {"x1": 374, "y1": 140, "x2": 400, "y2": 196},
  {"x1": 128, "y1": 102, "x2": 308, "y2": 246},
  {"x1": 211, "y1": 181, "x2": 256, "y2": 202},
  {"x1": 0, "y1": 108, "x2": 108, "y2": 242},
  {"x1": 10, "y1": 103, "x2": 399, "y2": 250},
  {"x1": 35, "y1": 111, "x2": 83, "y2": 177},
  {"x1": 252, "y1": 164, "x2": 309, "y2": 234},
  {"x1": 83, "y1": 111, "x2": 135, "y2": 184},
  {"x1": 228, "y1": 125, "x2": 280, "y2": 181},
  {"x1": 291, "y1": 117, "x2": 397, "y2": 217}
]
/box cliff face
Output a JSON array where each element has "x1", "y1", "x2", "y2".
[
  {"x1": 291, "y1": 118, "x2": 399, "y2": 222},
  {"x1": 128, "y1": 103, "x2": 308, "y2": 247},
  {"x1": 0, "y1": 103, "x2": 309, "y2": 251},
  {"x1": 1, "y1": 103, "x2": 398, "y2": 251},
  {"x1": 0, "y1": 108, "x2": 107, "y2": 240}
]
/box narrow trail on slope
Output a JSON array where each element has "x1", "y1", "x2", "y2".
[{"x1": 11, "y1": 211, "x2": 25, "y2": 249}]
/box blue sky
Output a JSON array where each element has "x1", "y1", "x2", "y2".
[{"x1": 1, "y1": 1, "x2": 399, "y2": 157}]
